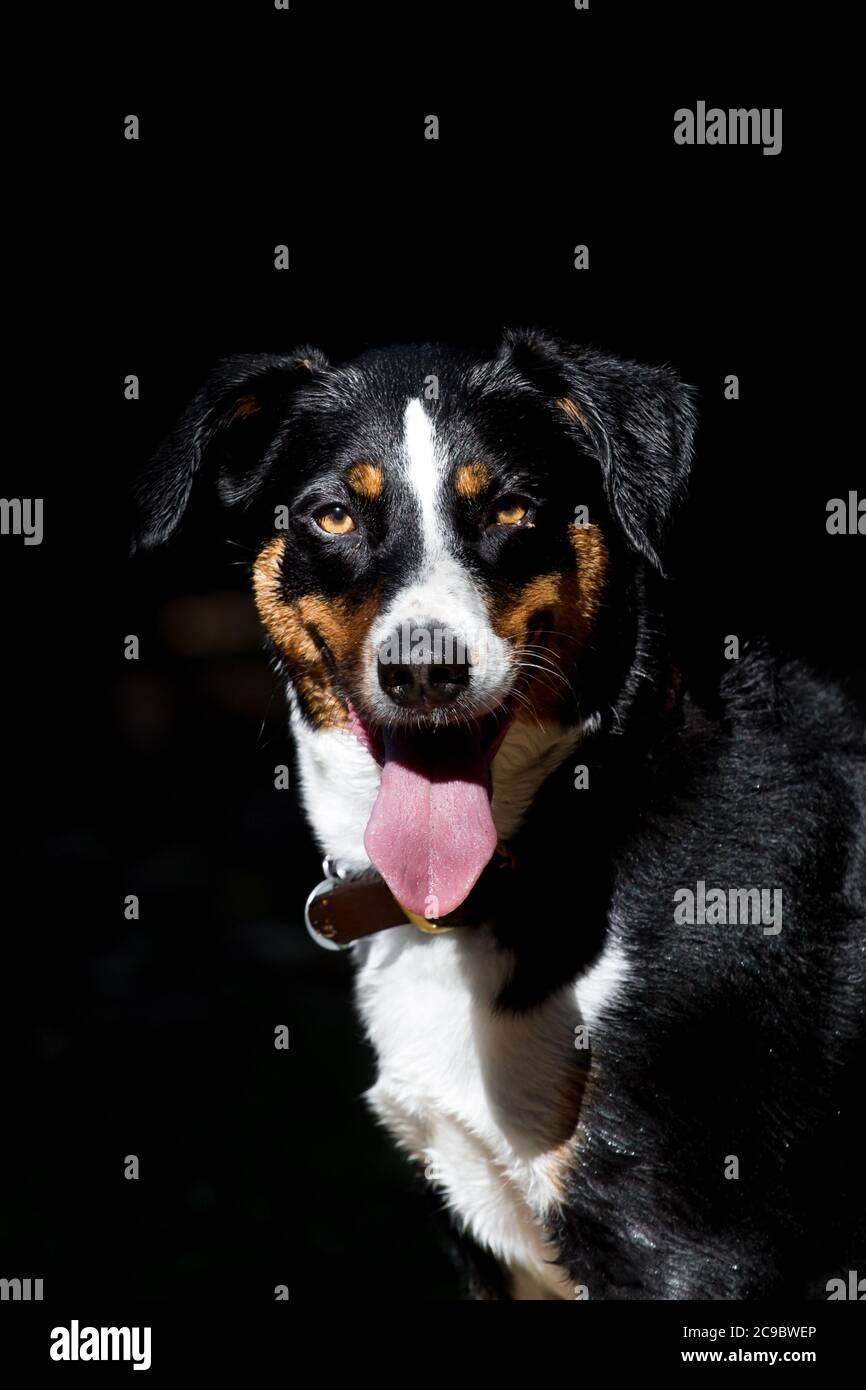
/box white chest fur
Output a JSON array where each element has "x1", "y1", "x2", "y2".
[
  {"x1": 289, "y1": 695, "x2": 626, "y2": 1297},
  {"x1": 354, "y1": 923, "x2": 629, "y2": 1300}
]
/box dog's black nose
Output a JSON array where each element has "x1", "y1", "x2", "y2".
[{"x1": 377, "y1": 626, "x2": 470, "y2": 709}]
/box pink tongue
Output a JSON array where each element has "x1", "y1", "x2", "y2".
[{"x1": 364, "y1": 728, "x2": 498, "y2": 919}]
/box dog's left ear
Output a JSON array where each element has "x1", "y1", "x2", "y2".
[
  {"x1": 497, "y1": 328, "x2": 698, "y2": 574},
  {"x1": 131, "y1": 347, "x2": 330, "y2": 552}
]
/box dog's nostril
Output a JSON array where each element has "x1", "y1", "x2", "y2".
[
  {"x1": 376, "y1": 628, "x2": 470, "y2": 708},
  {"x1": 379, "y1": 662, "x2": 413, "y2": 690},
  {"x1": 428, "y1": 660, "x2": 469, "y2": 688}
]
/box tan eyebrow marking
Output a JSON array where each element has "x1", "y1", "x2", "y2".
[
  {"x1": 230, "y1": 393, "x2": 263, "y2": 420},
  {"x1": 558, "y1": 396, "x2": 590, "y2": 430},
  {"x1": 346, "y1": 461, "x2": 384, "y2": 499},
  {"x1": 454, "y1": 461, "x2": 492, "y2": 499}
]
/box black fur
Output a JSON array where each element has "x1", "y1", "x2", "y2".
[{"x1": 480, "y1": 645, "x2": 866, "y2": 1298}]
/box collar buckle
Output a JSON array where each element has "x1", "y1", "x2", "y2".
[{"x1": 304, "y1": 857, "x2": 355, "y2": 952}]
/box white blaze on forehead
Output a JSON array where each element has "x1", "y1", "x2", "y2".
[
  {"x1": 403, "y1": 397, "x2": 443, "y2": 556},
  {"x1": 362, "y1": 394, "x2": 513, "y2": 717}
]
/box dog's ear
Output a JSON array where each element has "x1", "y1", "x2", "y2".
[
  {"x1": 497, "y1": 327, "x2": 698, "y2": 574},
  {"x1": 131, "y1": 347, "x2": 330, "y2": 552}
]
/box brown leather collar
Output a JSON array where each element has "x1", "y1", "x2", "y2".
[{"x1": 305, "y1": 846, "x2": 516, "y2": 950}]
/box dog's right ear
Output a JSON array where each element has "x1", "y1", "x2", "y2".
[
  {"x1": 130, "y1": 347, "x2": 329, "y2": 552},
  {"x1": 496, "y1": 328, "x2": 697, "y2": 575}
]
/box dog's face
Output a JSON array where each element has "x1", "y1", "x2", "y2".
[{"x1": 136, "y1": 330, "x2": 696, "y2": 917}]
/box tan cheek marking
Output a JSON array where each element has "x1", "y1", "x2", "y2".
[
  {"x1": 488, "y1": 524, "x2": 609, "y2": 721},
  {"x1": 492, "y1": 574, "x2": 564, "y2": 645},
  {"x1": 567, "y1": 521, "x2": 608, "y2": 628},
  {"x1": 455, "y1": 461, "x2": 492, "y2": 499},
  {"x1": 346, "y1": 461, "x2": 384, "y2": 500},
  {"x1": 557, "y1": 396, "x2": 590, "y2": 431},
  {"x1": 252, "y1": 536, "x2": 380, "y2": 729}
]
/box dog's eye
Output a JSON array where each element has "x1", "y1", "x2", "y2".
[
  {"x1": 316, "y1": 505, "x2": 357, "y2": 536},
  {"x1": 492, "y1": 496, "x2": 530, "y2": 527}
]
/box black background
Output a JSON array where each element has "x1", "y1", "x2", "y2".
[{"x1": 2, "y1": 0, "x2": 862, "y2": 1367}]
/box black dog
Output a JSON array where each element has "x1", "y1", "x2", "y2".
[{"x1": 134, "y1": 329, "x2": 866, "y2": 1300}]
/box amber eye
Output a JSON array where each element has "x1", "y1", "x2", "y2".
[
  {"x1": 316, "y1": 505, "x2": 356, "y2": 535},
  {"x1": 493, "y1": 496, "x2": 529, "y2": 527}
]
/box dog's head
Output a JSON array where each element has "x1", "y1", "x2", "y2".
[{"x1": 135, "y1": 330, "x2": 696, "y2": 917}]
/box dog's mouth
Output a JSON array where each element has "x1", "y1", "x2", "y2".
[{"x1": 348, "y1": 702, "x2": 512, "y2": 919}]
